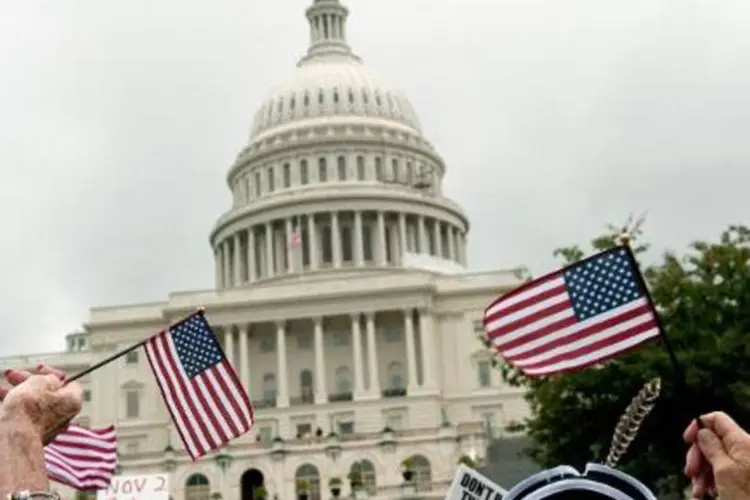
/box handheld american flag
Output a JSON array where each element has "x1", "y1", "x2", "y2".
[
  {"x1": 484, "y1": 246, "x2": 660, "y2": 377},
  {"x1": 46, "y1": 424, "x2": 118, "y2": 491},
  {"x1": 144, "y1": 311, "x2": 254, "y2": 460}
]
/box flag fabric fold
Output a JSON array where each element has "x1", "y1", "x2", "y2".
[
  {"x1": 144, "y1": 312, "x2": 255, "y2": 460},
  {"x1": 45, "y1": 424, "x2": 118, "y2": 491},
  {"x1": 484, "y1": 246, "x2": 660, "y2": 377}
]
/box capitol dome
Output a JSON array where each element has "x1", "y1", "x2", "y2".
[
  {"x1": 210, "y1": 0, "x2": 471, "y2": 289},
  {"x1": 249, "y1": 0, "x2": 422, "y2": 140}
]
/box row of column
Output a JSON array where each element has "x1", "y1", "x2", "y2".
[
  {"x1": 215, "y1": 211, "x2": 467, "y2": 288},
  {"x1": 220, "y1": 309, "x2": 437, "y2": 407}
]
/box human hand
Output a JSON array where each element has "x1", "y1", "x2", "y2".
[
  {"x1": 684, "y1": 411, "x2": 750, "y2": 499},
  {"x1": 0, "y1": 365, "x2": 82, "y2": 445}
]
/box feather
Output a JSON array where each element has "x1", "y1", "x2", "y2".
[{"x1": 604, "y1": 377, "x2": 661, "y2": 468}]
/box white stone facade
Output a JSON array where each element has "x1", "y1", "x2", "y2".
[{"x1": 0, "y1": 1, "x2": 531, "y2": 499}]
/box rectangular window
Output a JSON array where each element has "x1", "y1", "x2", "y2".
[
  {"x1": 341, "y1": 225, "x2": 353, "y2": 262},
  {"x1": 296, "y1": 423, "x2": 313, "y2": 437},
  {"x1": 297, "y1": 333, "x2": 312, "y2": 349},
  {"x1": 333, "y1": 331, "x2": 349, "y2": 346},
  {"x1": 386, "y1": 414, "x2": 405, "y2": 431},
  {"x1": 318, "y1": 158, "x2": 328, "y2": 182},
  {"x1": 362, "y1": 226, "x2": 373, "y2": 261},
  {"x1": 125, "y1": 390, "x2": 140, "y2": 419},
  {"x1": 125, "y1": 351, "x2": 138, "y2": 364},
  {"x1": 374, "y1": 157, "x2": 383, "y2": 181},
  {"x1": 254, "y1": 172, "x2": 261, "y2": 196},
  {"x1": 477, "y1": 360, "x2": 492, "y2": 388},
  {"x1": 337, "y1": 156, "x2": 347, "y2": 181},
  {"x1": 392, "y1": 158, "x2": 399, "y2": 181},
  {"x1": 338, "y1": 421, "x2": 355, "y2": 436},
  {"x1": 300, "y1": 160, "x2": 309, "y2": 185},
  {"x1": 260, "y1": 334, "x2": 276, "y2": 352},
  {"x1": 356, "y1": 156, "x2": 365, "y2": 180},
  {"x1": 482, "y1": 412, "x2": 498, "y2": 439},
  {"x1": 384, "y1": 328, "x2": 401, "y2": 342},
  {"x1": 267, "y1": 167, "x2": 275, "y2": 192},
  {"x1": 258, "y1": 425, "x2": 274, "y2": 442},
  {"x1": 83, "y1": 390, "x2": 92, "y2": 402},
  {"x1": 283, "y1": 163, "x2": 291, "y2": 188},
  {"x1": 321, "y1": 226, "x2": 333, "y2": 263}
]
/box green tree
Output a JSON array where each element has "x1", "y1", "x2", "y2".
[{"x1": 493, "y1": 224, "x2": 750, "y2": 495}]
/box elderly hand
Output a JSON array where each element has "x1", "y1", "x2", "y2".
[
  {"x1": 0, "y1": 365, "x2": 83, "y2": 445},
  {"x1": 684, "y1": 411, "x2": 750, "y2": 499}
]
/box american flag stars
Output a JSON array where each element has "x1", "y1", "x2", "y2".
[
  {"x1": 565, "y1": 249, "x2": 643, "y2": 321},
  {"x1": 172, "y1": 314, "x2": 225, "y2": 379}
]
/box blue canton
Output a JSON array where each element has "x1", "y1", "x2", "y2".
[
  {"x1": 563, "y1": 249, "x2": 643, "y2": 321},
  {"x1": 171, "y1": 314, "x2": 224, "y2": 379}
]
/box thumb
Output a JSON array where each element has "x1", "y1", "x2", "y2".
[{"x1": 697, "y1": 428, "x2": 729, "y2": 465}]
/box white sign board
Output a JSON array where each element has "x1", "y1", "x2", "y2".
[
  {"x1": 445, "y1": 464, "x2": 507, "y2": 500},
  {"x1": 96, "y1": 474, "x2": 169, "y2": 500}
]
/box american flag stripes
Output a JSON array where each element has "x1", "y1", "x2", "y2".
[
  {"x1": 484, "y1": 247, "x2": 660, "y2": 377},
  {"x1": 46, "y1": 424, "x2": 118, "y2": 491},
  {"x1": 145, "y1": 312, "x2": 255, "y2": 460}
]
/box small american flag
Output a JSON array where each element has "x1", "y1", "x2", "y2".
[
  {"x1": 484, "y1": 247, "x2": 660, "y2": 377},
  {"x1": 46, "y1": 424, "x2": 118, "y2": 491},
  {"x1": 145, "y1": 312, "x2": 254, "y2": 460},
  {"x1": 289, "y1": 226, "x2": 302, "y2": 248}
]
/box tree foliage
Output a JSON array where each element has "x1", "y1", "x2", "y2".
[{"x1": 493, "y1": 224, "x2": 750, "y2": 494}]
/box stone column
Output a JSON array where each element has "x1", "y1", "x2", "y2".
[
  {"x1": 265, "y1": 222, "x2": 274, "y2": 278},
  {"x1": 223, "y1": 327, "x2": 235, "y2": 371},
  {"x1": 376, "y1": 211, "x2": 387, "y2": 265},
  {"x1": 233, "y1": 233, "x2": 242, "y2": 286},
  {"x1": 308, "y1": 214, "x2": 318, "y2": 271},
  {"x1": 446, "y1": 226, "x2": 456, "y2": 262},
  {"x1": 418, "y1": 216, "x2": 427, "y2": 255},
  {"x1": 331, "y1": 212, "x2": 342, "y2": 268},
  {"x1": 418, "y1": 310, "x2": 436, "y2": 391},
  {"x1": 214, "y1": 248, "x2": 222, "y2": 288},
  {"x1": 398, "y1": 212, "x2": 408, "y2": 261},
  {"x1": 313, "y1": 317, "x2": 327, "y2": 403},
  {"x1": 238, "y1": 325, "x2": 250, "y2": 397},
  {"x1": 351, "y1": 314, "x2": 365, "y2": 397},
  {"x1": 285, "y1": 218, "x2": 294, "y2": 273},
  {"x1": 403, "y1": 309, "x2": 419, "y2": 392},
  {"x1": 247, "y1": 227, "x2": 256, "y2": 283},
  {"x1": 457, "y1": 231, "x2": 467, "y2": 266},
  {"x1": 222, "y1": 241, "x2": 231, "y2": 287},
  {"x1": 432, "y1": 220, "x2": 442, "y2": 259},
  {"x1": 354, "y1": 211, "x2": 364, "y2": 266},
  {"x1": 276, "y1": 322, "x2": 289, "y2": 407},
  {"x1": 365, "y1": 313, "x2": 380, "y2": 396}
]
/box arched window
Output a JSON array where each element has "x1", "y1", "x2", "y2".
[
  {"x1": 387, "y1": 362, "x2": 404, "y2": 390},
  {"x1": 295, "y1": 463, "x2": 321, "y2": 500},
  {"x1": 349, "y1": 460, "x2": 377, "y2": 495},
  {"x1": 185, "y1": 473, "x2": 210, "y2": 500},
  {"x1": 262, "y1": 373, "x2": 276, "y2": 402},
  {"x1": 407, "y1": 455, "x2": 433, "y2": 492},
  {"x1": 300, "y1": 369, "x2": 314, "y2": 402},
  {"x1": 335, "y1": 366, "x2": 351, "y2": 395}
]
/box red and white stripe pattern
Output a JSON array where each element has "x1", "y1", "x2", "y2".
[
  {"x1": 484, "y1": 247, "x2": 660, "y2": 377},
  {"x1": 46, "y1": 424, "x2": 117, "y2": 491},
  {"x1": 145, "y1": 312, "x2": 254, "y2": 460}
]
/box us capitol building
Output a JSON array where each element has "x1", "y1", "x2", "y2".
[{"x1": 3, "y1": 0, "x2": 530, "y2": 498}]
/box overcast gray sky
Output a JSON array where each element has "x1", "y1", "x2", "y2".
[{"x1": 0, "y1": 0, "x2": 747, "y2": 356}]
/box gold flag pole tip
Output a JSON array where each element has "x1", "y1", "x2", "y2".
[{"x1": 196, "y1": 306, "x2": 206, "y2": 314}]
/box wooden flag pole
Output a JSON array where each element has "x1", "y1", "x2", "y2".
[{"x1": 64, "y1": 308, "x2": 205, "y2": 384}]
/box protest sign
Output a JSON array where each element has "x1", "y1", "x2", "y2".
[
  {"x1": 445, "y1": 464, "x2": 508, "y2": 500},
  {"x1": 96, "y1": 473, "x2": 169, "y2": 500}
]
